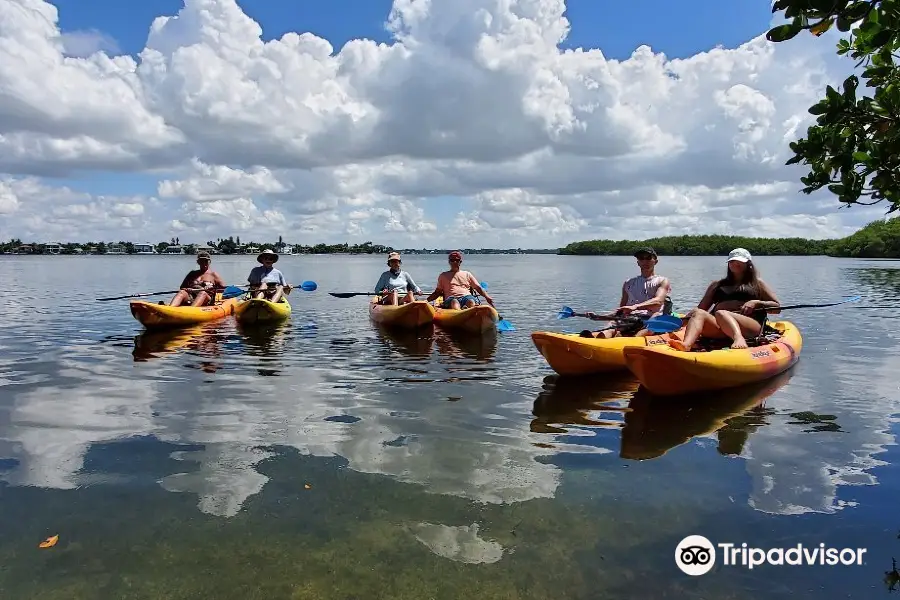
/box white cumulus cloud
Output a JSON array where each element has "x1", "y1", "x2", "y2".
[{"x1": 0, "y1": 0, "x2": 889, "y2": 246}]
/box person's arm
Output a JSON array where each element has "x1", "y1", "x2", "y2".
[
  {"x1": 213, "y1": 272, "x2": 227, "y2": 289},
  {"x1": 696, "y1": 281, "x2": 718, "y2": 311},
  {"x1": 627, "y1": 277, "x2": 669, "y2": 313},
  {"x1": 405, "y1": 272, "x2": 422, "y2": 294},
  {"x1": 468, "y1": 274, "x2": 493, "y2": 305},
  {"x1": 587, "y1": 283, "x2": 626, "y2": 320},
  {"x1": 374, "y1": 271, "x2": 389, "y2": 293},
  {"x1": 426, "y1": 276, "x2": 443, "y2": 302},
  {"x1": 744, "y1": 280, "x2": 781, "y2": 315}
]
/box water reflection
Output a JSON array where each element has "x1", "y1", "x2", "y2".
[
  {"x1": 434, "y1": 328, "x2": 498, "y2": 361},
  {"x1": 373, "y1": 324, "x2": 435, "y2": 357},
  {"x1": 236, "y1": 321, "x2": 291, "y2": 376},
  {"x1": 530, "y1": 373, "x2": 638, "y2": 434},
  {"x1": 620, "y1": 371, "x2": 790, "y2": 460},
  {"x1": 132, "y1": 323, "x2": 225, "y2": 374},
  {"x1": 531, "y1": 370, "x2": 793, "y2": 460}
]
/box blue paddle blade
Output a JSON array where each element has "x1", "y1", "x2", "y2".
[
  {"x1": 480, "y1": 281, "x2": 488, "y2": 290},
  {"x1": 557, "y1": 306, "x2": 575, "y2": 319},
  {"x1": 645, "y1": 315, "x2": 683, "y2": 334},
  {"x1": 497, "y1": 318, "x2": 515, "y2": 332},
  {"x1": 300, "y1": 281, "x2": 317, "y2": 291},
  {"x1": 222, "y1": 285, "x2": 246, "y2": 299}
]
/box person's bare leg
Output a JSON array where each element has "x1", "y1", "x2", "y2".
[
  {"x1": 714, "y1": 310, "x2": 762, "y2": 349},
  {"x1": 191, "y1": 291, "x2": 210, "y2": 307},
  {"x1": 270, "y1": 286, "x2": 284, "y2": 303},
  {"x1": 402, "y1": 291, "x2": 415, "y2": 304},
  {"x1": 668, "y1": 309, "x2": 721, "y2": 351},
  {"x1": 169, "y1": 290, "x2": 190, "y2": 306}
]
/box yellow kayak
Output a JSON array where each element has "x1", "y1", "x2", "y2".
[
  {"x1": 531, "y1": 328, "x2": 684, "y2": 376},
  {"x1": 234, "y1": 297, "x2": 292, "y2": 325},
  {"x1": 432, "y1": 297, "x2": 498, "y2": 333},
  {"x1": 369, "y1": 296, "x2": 435, "y2": 329},
  {"x1": 130, "y1": 296, "x2": 237, "y2": 330},
  {"x1": 622, "y1": 321, "x2": 802, "y2": 396}
]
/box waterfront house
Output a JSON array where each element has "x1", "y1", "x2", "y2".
[
  {"x1": 43, "y1": 242, "x2": 63, "y2": 255},
  {"x1": 164, "y1": 245, "x2": 184, "y2": 255},
  {"x1": 107, "y1": 243, "x2": 126, "y2": 254},
  {"x1": 134, "y1": 243, "x2": 156, "y2": 255}
]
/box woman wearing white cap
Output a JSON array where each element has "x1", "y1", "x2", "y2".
[
  {"x1": 373, "y1": 252, "x2": 423, "y2": 305},
  {"x1": 247, "y1": 248, "x2": 290, "y2": 303},
  {"x1": 668, "y1": 248, "x2": 781, "y2": 351}
]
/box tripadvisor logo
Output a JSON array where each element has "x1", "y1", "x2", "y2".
[{"x1": 675, "y1": 535, "x2": 867, "y2": 576}]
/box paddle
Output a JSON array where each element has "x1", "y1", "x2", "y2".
[
  {"x1": 556, "y1": 306, "x2": 683, "y2": 334},
  {"x1": 476, "y1": 282, "x2": 516, "y2": 332},
  {"x1": 752, "y1": 295, "x2": 862, "y2": 312},
  {"x1": 329, "y1": 290, "x2": 431, "y2": 299},
  {"x1": 557, "y1": 306, "x2": 619, "y2": 320},
  {"x1": 97, "y1": 280, "x2": 317, "y2": 302}
]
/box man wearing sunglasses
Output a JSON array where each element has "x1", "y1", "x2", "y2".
[
  {"x1": 426, "y1": 250, "x2": 493, "y2": 309},
  {"x1": 581, "y1": 247, "x2": 672, "y2": 338},
  {"x1": 169, "y1": 251, "x2": 227, "y2": 307}
]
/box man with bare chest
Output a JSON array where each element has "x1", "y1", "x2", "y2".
[{"x1": 169, "y1": 251, "x2": 227, "y2": 306}]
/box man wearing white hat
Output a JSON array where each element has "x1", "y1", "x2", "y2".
[{"x1": 248, "y1": 248, "x2": 290, "y2": 303}]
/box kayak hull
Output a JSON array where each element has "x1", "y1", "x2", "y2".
[
  {"x1": 130, "y1": 297, "x2": 237, "y2": 329},
  {"x1": 234, "y1": 297, "x2": 292, "y2": 325},
  {"x1": 433, "y1": 301, "x2": 498, "y2": 333},
  {"x1": 531, "y1": 329, "x2": 684, "y2": 376},
  {"x1": 622, "y1": 321, "x2": 802, "y2": 396},
  {"x1": 369, "y1": 297, "x2": 435, "y2": 329}
]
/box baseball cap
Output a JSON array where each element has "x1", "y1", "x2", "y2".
[
  {"x1": 633, "y1": 247, "x2": 657, "y2": 258},
  {"x1": 448, "y1": 250, "x2": 463, "y2": 261},
  {"x1": 387, "y1": 252, "x2": 401, "y2": 261},
  {"x1": 727, "y1": 248, "x2": 752, "y2": 263}
]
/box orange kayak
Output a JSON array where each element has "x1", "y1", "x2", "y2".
[
  {"x1": 369, "y1": 297, "x2": 435, "y2": 328},
  {"x1": 432, "y1": 299, "x2": 498, "y2": 333},
  {"x1": 130, "y1": 296, "x2": 238, "y2": 329},
  {"x1": 531, "y1": 328, "x2": 684, "y2": 376},
  {"x1": 622, "y1": 321, "x2": 802, "y2": 396}
]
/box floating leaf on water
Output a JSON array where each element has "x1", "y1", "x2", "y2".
[{"x1": 38, "y1": 534, "x2": 59, "y2": 548}]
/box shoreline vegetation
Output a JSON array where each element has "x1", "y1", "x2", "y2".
[
  {"x1": 561, "y1": 217, "x2": 900, "y2": 258},
  {"x1": 3, "y1": 217, "x2": 898, "y2": 259}
]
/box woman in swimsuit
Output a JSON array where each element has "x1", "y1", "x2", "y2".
[{"x1": 668, "y1": 248, "x2": 781, "y2": 351}]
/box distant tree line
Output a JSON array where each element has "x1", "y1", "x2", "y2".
[{"x1": 558, "y1": 218, "x2": 900, "y2": 259}]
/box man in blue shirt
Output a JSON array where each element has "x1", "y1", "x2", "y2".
[
  {"x1": 248, "y1": 248, "x2": 290, "y2": 303},
  {"x1": 374, "y1": 252, "x2": 423, "y2": 305}
]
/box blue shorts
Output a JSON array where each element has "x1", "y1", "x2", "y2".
[{"x1": 442, "y1": 295, "x2": 477, "y2": 308}]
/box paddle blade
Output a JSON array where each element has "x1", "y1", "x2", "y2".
[
  {"x1": 480, "y1": 281, "x2": 488, "y2": 290},
  {"x1": 497, "y1": 318, "x2": 516, "y2": 332},
  {"x1": 556, "y1": 306, "x2": 576, "y2": 319},
  {"x1": 328, "y1": 291, "x2": 369, "y2": 298},
  {"x1": 300, "y1": 280, "x2": 317, "y2": 291},
  {"x1": 645, "y1": 315, "x2": 683, "y2": 334},
  {"x1": 221, "y1": 285, "x2": 247, "y2": 299}
]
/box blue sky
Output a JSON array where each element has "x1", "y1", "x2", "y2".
[
  {"x1": 47, "y1": 0, "x2": 779, "y2": 231},
  {"x1": 53, "y1": 0, "x2": 775, "y2": 60}
]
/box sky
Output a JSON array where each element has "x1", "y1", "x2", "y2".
[{"x1": 0, "y1": 0, "x2": 890, "y2": 248}]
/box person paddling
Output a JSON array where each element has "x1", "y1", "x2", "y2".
[
  {"x1": 248, "y1": 248, "x2": 290, "y2": 303},
  {"x1": 426, "y1": 250, "x2": 493, "y2": 309},
  {"x1": 581, "y1": 247, "x2": 672, "y2": 338},
  {"x1": 374, "y1": 252, "x2": 423, "y2": 305},
  {"x1": 169, "y1": 251, "x2": 226, "y2": 307}
]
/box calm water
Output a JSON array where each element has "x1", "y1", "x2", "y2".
[{"x1": 1, "y1": 253, "x2": 899, "y2": 599}]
